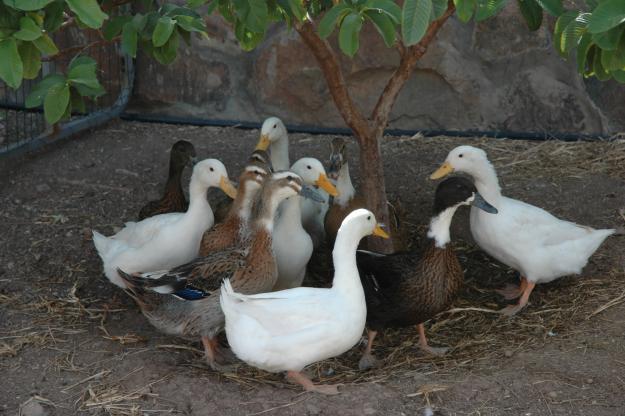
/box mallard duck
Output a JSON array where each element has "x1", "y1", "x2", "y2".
[
  {"x1": 272, "y1": 158, "x2": 338, "y2": 290},
  {"x1": 199, "y1": 159, "x2": 271, "y2": 256},
  {"x1": 117, "y1": 172, "x2": 319, "y2": 370},
  {"x1": 220, "y1": 208, "x2": 389, "y2": 395},
  {"x1": 431, "y1": 145, "x2": 618, "y2": 315},
  {"x1": 138, "y1": 140, "x2": 197, "y2": 220},
  {"x1": 324, "y1": 137, "x2": 408, "y2": 251},
  {"x1": 211, "y1": 149, "x2": 272, "y2": 224},
  {"x1": 254, "y1": 117, "x2": 289, "y2": 170},
  {"x1": 93, "y1": 159, "x2": 237, "y2": 289},
  {"x1": 356, "y1": 177, "x2": 498, "y2": 370}
]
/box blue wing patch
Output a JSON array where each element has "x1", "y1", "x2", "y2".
[{"x1": 173, "y1": 287, "x2": 208, "y2": 301}]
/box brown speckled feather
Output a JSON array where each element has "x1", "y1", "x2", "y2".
[
  {"x1": 198, "y1": 215, "x2": 242, "y2": 256},
  {"x1": 358, "y1": 241, "x2": 463, "y2": 331}
]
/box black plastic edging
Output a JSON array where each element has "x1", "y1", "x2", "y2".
[{"x1": 119, "y1": 112, "x2": 612, "y2": 142}]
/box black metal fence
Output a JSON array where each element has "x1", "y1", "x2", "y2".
[{"x1": 0, "y1": 26, "x2": 133, "y2": 157}]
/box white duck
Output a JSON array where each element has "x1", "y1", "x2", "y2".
[
  {"x1": 93, "y1": 159, "x2": 237, "y2": 288},
  {"x1": 220, "y1": 209, "x2": 389, "y2": 395},
  {"x1": 272, "y1": 158, "x2": 338, "y2": 291},
  {"x1": 255, "y1": 117, "x2": 289, "y2": 171},
  {"x1": 431, "y1": 145, "x2": 618, "y2": 315}
]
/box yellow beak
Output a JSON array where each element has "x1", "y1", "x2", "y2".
[
  {"x1": 315, "y1": 173, "x2": 339, "y2": 197},
  {"x1": 255, "y1": 134, "x2": 271, "y2": 151},
  {"x1": 219, "y1": 176, "x2": 238, "y2": 199},
  {"x1": 372, "y1": 224, "x2": 390, "y2": 239},
  {"x1": 430, "y1": 161, "x2": 454, "y2": 180}
]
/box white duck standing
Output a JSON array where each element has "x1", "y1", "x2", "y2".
[
  {"x1": 255, "y1": 117, "x2": 289, "y2": 171},
  {"x1": 431, "y1": 145, "x2": 618, "y2": 315},
  {"x1": 272, "y1": 158, "x2": 338, "y2": 290},
  {"x1": 93, "y1": 159, "x2": 237, "y2": 288},
  {"x1": 220, "y1": 209, "x2": 389, "y2": 394}
]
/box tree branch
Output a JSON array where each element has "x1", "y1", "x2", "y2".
[
  {"x1": 294, "y1": 20, "x2": 371, "y2": 143},
  {"x1": 41, "y1": 37, "x2": 120, "y2": 62},
  {"x1": 370, "y1": 1, "x2": 456, "y2": 139}
]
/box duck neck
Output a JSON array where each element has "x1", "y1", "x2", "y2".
[
  {"x1": 255, "y1": 194, "x2": 281, "y2": 236},
  {"x1": 270, "y1": 136, "x2": 289, "y2": 171},
  {"x1": 427, "y1": 204, "x2": 461, "y2": 248},
  {"x1": 187, "y1": 176, "x2": 211, "y2": 216},
  {"x1": 335, "y1": 163, "x2": 356, "y2": 207},
  {"x1": 469, "y1": 160, "x2": 502, "y2": 206},
  {"x1": 228, "y1": 181, "x2": 253, "y2": 223},
  {"x1": 331, "y1": 226, "x2": 362, "y2": 292},
  {"x1": 165, "y1": 159, "x2": 184, "y2": 191},
  {"x1": 277, "y1": 197, "x2": 303, "y2": 231}
]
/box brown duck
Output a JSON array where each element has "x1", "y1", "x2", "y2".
[
  {"x1": 324, "y1": 137, "x2": 408, "y2": 252},
  {"x1": 118, "y1": 171, "x2": 313, "y2": 370},
  {"x1": 199, "y1": 156, "x2": 271, "y2": 256},
  {"x1": 138, "y1": 140, "x2": 197, "y2": 220},
  {"x1": 356, "y1": 177, "x2": 498, "y2": 370}
]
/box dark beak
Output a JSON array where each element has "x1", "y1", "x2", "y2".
[{"x1": 472, "y1": 192, "x2": 498, "y2": 214}]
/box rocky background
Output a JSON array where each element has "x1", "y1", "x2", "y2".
[{"x1": 126, "y1": 2, "x2": 625, "y2": 135}]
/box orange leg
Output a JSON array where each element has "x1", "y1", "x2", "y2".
[
  {"x1": 496, "y1": 276, "x2": 528, "y2": 300},
  {"x1": 418, "y1": 323, "x2": 449, "y2": 356},
  {"x1": 286, "y1": 371, "x2": 340, "y2": 395},
  {"x1": 358, "y1": 329, "x2": 378, "y2": 370},
  {"x1": 201, "y1": 336, "x2": 233, "y2": 371},
  {"x1": 499, "y1": 280, "x2": 536, "y2": 316}
]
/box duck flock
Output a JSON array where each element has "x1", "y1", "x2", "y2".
[{"x1": 92, "y1": 117, "x2": 620, "y2": 395}]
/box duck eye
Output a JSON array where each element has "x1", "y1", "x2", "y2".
[
  {"x1": 287, "y1": 175, "x2": 293, "y2": 181},
  {"x1": 307, "y1": 165, "x2": 311, "y2": 170},
  {"x1": 367, "y1": 215, "x2": 371, "y2": 221},
  {"x1": 458, "y1": 154, "x2": 463, "y2": 158},
  {"x1": 209, "y1": 167, "x2": 214, "y2": 172},
  {"x1": 273, "y1": 124, "x2": 277, "y2": 129}
]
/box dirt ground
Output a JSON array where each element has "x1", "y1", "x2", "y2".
[{"x1": 1, "y1": 120, "x2": 624, "y2": 416}]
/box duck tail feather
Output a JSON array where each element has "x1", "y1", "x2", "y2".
[
  {"x1": 92, "y1": 230, "x2": 110, "y2": 258},
  {"x1": 116, "y1": 268, "x2": 185, "y2": 294}
]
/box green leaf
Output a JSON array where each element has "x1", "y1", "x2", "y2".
[
  {"x1": 206, "y1": 0, "x2": 218, "y2": 14},
  {"x1": 592, "y1": 47, "x2": 611, "y2": 80},
  {"x1": 68, "y1": 56, "x2": 102, "y2": 90},
  {"x1": 0, "y1": 38, "x2": 22, "y2": 88},
  {"x1": 32, "y1": 33, "x2": 58, "y2": 55},
  {"x1": 2, "y1": 0, "x2": 54, "y2": 11},
  {"x1": 132, "y1": 13, "x2": 148, "y2": 32},
  {"x1": 338, "y1": 12, "x2": 363, "y2": 57},
  {"x1": 153, "y1": 27, "x2": 179, "y2": 64},
  {"x1": 554, "y1": 10, "x2": 578, "y2": 55},
  {"x1": 365, "y1": 0, "x2": 402, "y2": 24},
  {"x1": 592, "y1": 25, "x2": 625, "y2": 51},
  {"x1": 18, "y1": 40, "x2": 40, "y2": 79},
  {"x1": 576, "y1": 32, "x2": 593, "y2": 73},
  {"x1": 13, "y1": 16, "x2": 42, "y2": 41},
  {"x1": 517, "y1": 0, "x2": 542, "y2": 31},
  {"x1": 121, "y1": 22, "x2": 138, "y2": 58},
  {"x1": 454, "y1": 0, "x2": 476, "y2": 23},
  {"x1": 43, "y1": 1, "x2": 65, "y2": 33},
  {"x1": 175, "y1": 15, "x2": 207, "y2": 33},
  {"x1": 66, "y1": 0, "x2": 108, "y2": 29},
  {"x1": 25, "y1": 73, "x2": 64, "y2": 107},
  {"x1": 430, "y1": 0, "x2": 447, "y2": 21},
  {"x1": 245, "y1": 0, "x2": 269, "y2": 33},
  {"x1": 287, "y1": 0, "x2": 305, "y2": 21},
  {"x1": 401, "y1": 0, "x2": 432, "y2": 46},
  {"x1": 364, "y1": 9, "x2": 396, "y2": 47},
  {"x1": 152, "y1": 16, "x2": 176, "y2": 47},
  {"x1": 475, "y1": 0, "x2": 508, "y2": 22},
  {"x1": 44, "y1": 82, "x2": 70, "y2": 124},
  {"x1": 612, "y1": 69, "x2": 625, "y2": 83},
  {"x1": 601, "y1": 33, "x2": 625, "y2": 70},
  {"x1": 535, "y1": 0, "x2": 563, "y2": 17},
  {"x1": 588, "y1": 0, "x2": 625, "y2": 34},
  {"x1": 560, "y1": 13, "x2": 589, "y2": 55},
  {"x1": 233, "y1": 20, "x2": 264, "y2": 50},
  {"x1": 318, "y1": 3, "x2": 351, "y2": 39},
  {"x1": 103, "y1": 15, "x2": 132, "y2": 41}
]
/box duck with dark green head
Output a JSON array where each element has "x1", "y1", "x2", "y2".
[{"x1": 356, "y1": 176, "x2": 498, "y2": 370}]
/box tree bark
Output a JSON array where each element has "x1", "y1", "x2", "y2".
[{"x1": 296, "y1": 2, "x2": 456, "y2": 253}]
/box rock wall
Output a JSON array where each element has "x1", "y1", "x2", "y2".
[{"x1": 127, "y1": 3, "x2": 625, "y2": 135}]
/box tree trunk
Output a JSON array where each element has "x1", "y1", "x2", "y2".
[{"x1": 357, "y1": 132, "x2": 393, "y2": 252}]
